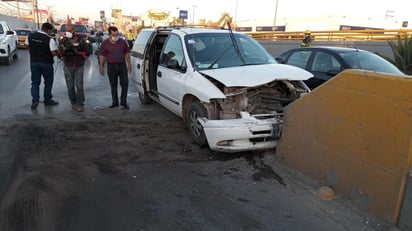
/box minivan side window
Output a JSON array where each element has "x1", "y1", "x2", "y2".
[
  {"x1": 131, "y1": 30, "x2": 153, "y2": 58},
  {"x1": 160, "y1": 34, "x2": 186, "y2": 72}
]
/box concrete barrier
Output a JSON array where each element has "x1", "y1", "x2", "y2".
[{"x1": 277, "y1": 70, "x2": 412, "y2": 224}]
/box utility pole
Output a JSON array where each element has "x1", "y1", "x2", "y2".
[
  {"x1": 192, "y1": 5, "x2": 197, "y2": 25},
  {"x1": 46, "y1": 5, "x2": 55, "y2": 24},
  {"x1": 234, "y1": 0, "x2": 238, "y2": 26},
  {"x1": 273, "y1": 0, "x2": 279, "y2": 31},
  {"x1": 16, "y1": 0, "x2": 21, "y2": 18},
  {"x1": 31, "y1": 0, "x2": 40, "y2": 29}
]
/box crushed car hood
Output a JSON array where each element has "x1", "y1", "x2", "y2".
[{"x1": 198, "y1": 63, "x2": 313, "y2": 87}]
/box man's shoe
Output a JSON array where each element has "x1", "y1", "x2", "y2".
[
  {"x1": 72, "y1": 104, "x2": 84, "y2": 112},
  {"x1": 45, "y1": 100, "x2": 59, "y2": 106},
  {"x1": 121, "y1": 103, "x2": 129, "y2": 110},
  {"x1": 76, "y1": 105, "x2": 84, "y2": 112},
  {"x1": 109, "y1": 103, "x2": 119, "y2": 108},
  {"x1": 31, "y1": 102, "x2": 38, "y2": 109}
]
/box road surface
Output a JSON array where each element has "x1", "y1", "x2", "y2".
[{"x1": 0, "y1": 48, "x2": 391, "y2": 231}]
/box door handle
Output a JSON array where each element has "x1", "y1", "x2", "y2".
[
  {"x1": 137, "y1": 64, "x2": 140, "y2": 69},
  {"x1": 157, "y1": 71, "x2": 162, "y2": 78}
]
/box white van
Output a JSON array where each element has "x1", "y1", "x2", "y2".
[{"x1": 130, "y1": 27, "x2": 312, "y2": 153}]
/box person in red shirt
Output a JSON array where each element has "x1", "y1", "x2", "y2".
[{"x1": 98, "y1": 26, "x2": 132, "y2": 109}]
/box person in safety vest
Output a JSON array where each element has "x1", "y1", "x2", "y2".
[
  {"x1": 126, "y1": 29, "x2": 134, "y2": 50},
  {"x1": 301, "y1": 30, "x2": 312, "y2": 47}
]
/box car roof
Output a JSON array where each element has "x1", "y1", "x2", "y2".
[
  {"x1": 175, "y1": 27, "x2": 238, "y2": 34},
  {"x1": 142, "y1": 27, "x2": 241, "y2": 35}
]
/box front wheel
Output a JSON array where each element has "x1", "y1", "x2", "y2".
[
  {"x1": 187, "y1": 101, "x2": 208, "y2": 146},
  {"x1": 138, "y1": 91, "x2": 152, "y2": 105},
  {"x1": 12, "y1": 50, "x2": 18, "y2": 59},
  {"x1": 5, "y1": 47, "x2": 12, "y2": 65}
]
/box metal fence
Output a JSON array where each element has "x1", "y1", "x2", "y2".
[{"x1": 246, "y1": 29, "x2": 412, "y2": 41}]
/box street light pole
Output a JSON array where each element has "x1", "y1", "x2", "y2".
[
  {"x1": 273, "y1": 0, "x2": 279, "y2": 31},
  {"x1": 234, "y1": 0, "x2": 238, "y2": 26},
  {"x1": 192, "y1": 5, "x2": 197, "y2": 25},
  {"x1": 32, "y1": 0, "x2": 40, "y2": 29},
  {"x1": 16, "y1": 0, "x2": 21, "y2": 18}
]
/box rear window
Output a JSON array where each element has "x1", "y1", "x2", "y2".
[
  {"x1": 60, "y1": 24, "x2": 89, "y2": 33},
  {"x1": 131, "y1": 30, "x2": 153, "y2": 56},
  {"x1": 16, "y1": 30, "x2": 31, "y2": 36},
  {"x1": 340, "y1": 51, "x2": 404, "y2": 75}
]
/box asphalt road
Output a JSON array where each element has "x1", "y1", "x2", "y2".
[
  {"x1": 0, "y1": 49, "x2": 30, "y2": 102},
  {"x1": 0, "y1": 48, "x2": 120, "y2": 119},
  {"x1": 0, "y1": 47, "x2": 392, "y2": 231}
]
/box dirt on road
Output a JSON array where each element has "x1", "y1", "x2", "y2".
[{"x1": 0, "y1": 104, "x2": 391, "y2": 231}]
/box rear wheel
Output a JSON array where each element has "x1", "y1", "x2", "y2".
[{"x1": 187, "y1": 101, "x2": 208, "y2": 146}]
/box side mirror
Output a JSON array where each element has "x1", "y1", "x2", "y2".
[
  {"x1": 275, "y1": 56, "x2": 286, "y2": 64},
  {"x1": 167, "y1": 59, "x2": 179, "y2": 69},
  {"x1": 326, "y1": 69, "x2": 340, "y2": 76},
  {"x1": 7, "y1": 31, "x2": 15, "y2": 35}
]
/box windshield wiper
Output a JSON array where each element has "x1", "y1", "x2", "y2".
[
  {"x1": 240, "y1": 62, "x2": 266, "y2": 66},
  {"x1": 207, "y1": 22, "x2": 247, "y2": 69},
  {"x1": 227, "y1": 22, "x2": 246, "y2": 65}
]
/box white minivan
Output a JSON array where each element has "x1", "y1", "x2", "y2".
[{"x1": 130, "y1": 27, "x2": 312, "y2": 153}]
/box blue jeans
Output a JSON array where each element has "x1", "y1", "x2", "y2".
[
  {"x1": 30, "y1": 62, "x2": 54, "y2": 103},
  {"x1": 63, "y1": 65, "x2": 85, "y2": 105}
]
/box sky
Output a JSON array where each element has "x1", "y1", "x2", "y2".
[{"x1": 38, "y1": 0, "x2": 411, "y2": 26}]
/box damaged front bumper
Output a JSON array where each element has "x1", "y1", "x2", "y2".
[{"x1": 198, "y1": 112, "x2": 282, "y2": 153}]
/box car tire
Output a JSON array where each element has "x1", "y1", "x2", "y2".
[
  {"x1": 138, "y1": 91, "x2": 152, "y2": 105},
  {"x1": 187, "y1": 101, "x2": 208, "y2": 146},
  {"x1": 5, "y1": 47, "x2": 12, "y2": 65},
  {"x1": 12, "y1": 49, "x2": 18, "y2": 59}
]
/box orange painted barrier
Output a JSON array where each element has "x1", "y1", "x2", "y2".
[
  {"x1": 247, "y1": 29, "x2": 412, "y2": 41},
  {"x1": 277, "y1": 70, "x2": 412, "y2": 224}
]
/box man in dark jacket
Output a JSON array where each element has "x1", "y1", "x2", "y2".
[
  {"x1": 59, "y1": 24, "x2": 90, "y2": 112},
  {"x1": 26, "y1": 22, "x2": 59, "y2": 109}
]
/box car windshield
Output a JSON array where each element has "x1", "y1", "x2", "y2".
[
  {"x1": 61, "y1": 24, "x2": 88, "y2": 33},
  {"x1": 185, "y1": 32, "x2": 276, "y2": 70},
  {"x1": 340, "y1": 50, "x2": 404, "y2": 75},
  {"x1": 16, "y1": 30, "x2": 31, "y2": 36},
  {"x1": 74, "y1": 25, "x2": 88, "y2": 33}
]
